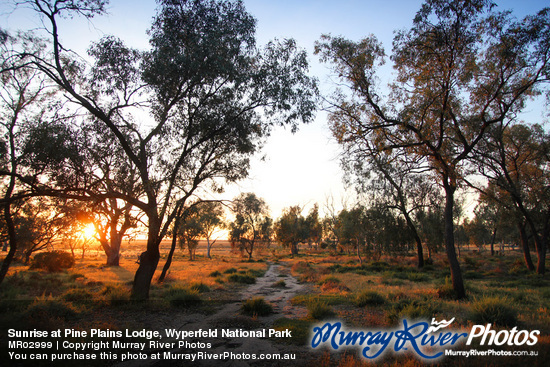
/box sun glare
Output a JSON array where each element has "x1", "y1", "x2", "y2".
[{"x1": 81, "y1": 223, "x2": 97, "y2": 240}]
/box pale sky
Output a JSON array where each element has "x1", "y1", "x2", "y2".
[{"x1": 1, "y1": 0, "x2": 548, "y2": 219}]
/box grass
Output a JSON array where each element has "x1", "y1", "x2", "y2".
[
  {"x1": 355, "y1": 290, "x2": 385, "y2": 307},
  {"x1": 307, "y1": 298, "x2": 336, "y2": 320},
  {"x1": 241, "y1": 297, "x2": 273, "y2": 316},
  {"x1": 1, "y1": 244, "x2": 549, "y2": 367},
  {"x1": 228, "y1": 273, "x2": 256, "y2": 284},
  {"x1": 164, "y1": 286, "x2": 202, "y2": 307},
  {"x1": 469, "y1": 296, "x2": 518, "y2": 327}
]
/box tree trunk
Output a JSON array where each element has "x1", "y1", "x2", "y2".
[
  {"x1": 106, "y1": 249, "x2": 120, "y2": 267},
  {"x1": 132, "y1": 216, "x2": 161, "y2": 300},
  {"x1": 490, "y1": 226, "x2": 497, "y2": 256},
  {"x1": 291, "y1": 242, "x2": 299, "y2": 256},
  {"x1": 158, "y1": 234, "x2": 177, "y2": 283},
  {"x1": 534, "y1": 236, "x2": 546, "y2": 275},
  {"x1": 132, "y1": 248, "x2": 160, "y2": 300},
  {"x1": 518, "y1": 222, "x2": 535, "y2": 271},
  {"x1": 206, "y1": 238, "x2": 212, "y2": 259},
  {"x1": 0, "y1": 204, "x2": 17, "y2": 286},
  {"x1": 443, "y1": 183, "x2": 465, "y2": 299},
  {"x1": 404, "y1": 214, "x2": 424, "y2": 268}
]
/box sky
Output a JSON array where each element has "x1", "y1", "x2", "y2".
[{"x1": 1, "y1": 0, "x2": 549, "y2": 219}]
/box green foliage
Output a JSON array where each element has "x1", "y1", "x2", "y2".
[
  {"x1": 61, "y1": 288, "x2": 95, "y2": 306},
  {"x1": 307, "y1": 298, "x2": 336, "y2": 320},
  {"x1": 272, "y1": 318, "x2": 313, "y2": 346},
  {"x1": 30, "y1": 251, "x2": 75, "y2": 272},
  {"x1": 209, "y1": 270, "x2": 222, "y2": 277},
  {"x1": 355, "y1": 290, "x2": 385, "y2": 307},
  {"x1": 25, "y1": 297, "x2": 79, "y2": 328},
  {"x1": 241, "y1": 297, "x2": 273, "y2": 317},
  {"x1": 223, "y1": 267, "x2": 237, "y2": 274},
  {"x1": 189, "y1": 282, "x2": 210, "y2": 293},
  {"x1": 228, "y1": 274, "x2": 256, "y2": 284},
  {"x1": 436, "y1": 277, "x2": 459, "y2": 300},
  {"x1": 470, "y1": 296, "x2": 518, "y2": 327},
  {"x1": 386, "y1": 298, "x2": 436, "y2": 324},
  {"x1": 164, "y1": 287, "x2": 202, "y2": 307},
  {"x1": 102, "y1": 285, "x2": 130, "y2": 306}
]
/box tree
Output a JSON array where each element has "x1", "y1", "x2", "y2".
[
  {"x1": 197, "y1": 201, "x2": 225, "y2": 259},
  {"x1": 337, "y1": 206, "x2": 368, "y2": 264},
  {"x1": 337, "y1": 131, "x2": 435, "y2": 267},
  {"x1": 473, "y1": 123, "x2": 549, "y2": 273},
  {"x1": 304, "y1": 204, "x2": 323, "y2": 249},
  {"x1": 229, "y1": 193, "x2": 269, "y2": 260},
  {"x1": 315, "y1": 0, "x2": 550, "y2": 298},
  {"x1": 18, "y1": 0, "x2": 317, "y2": 299},
  {"x1": 275, "y1": 205, "x2": 307, "y2": 256},
  {"x1": 0, "y1": 29, "x2": 74, "y2": 284}
]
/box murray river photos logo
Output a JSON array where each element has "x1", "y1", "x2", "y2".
[{"x1": 310, "y1": 318, "x2": 540, "y2": 361}]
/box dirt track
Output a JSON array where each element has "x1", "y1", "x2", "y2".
[{"x1": 116, "y1": 262, "x2": 314, "y2": 367}]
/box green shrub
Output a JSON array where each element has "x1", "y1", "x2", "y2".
[
  {"x1": 30, "y1": 251, "x2": 75, "y2": 272},
  {"x1": 228, "y1": 274, "x2": 256, "y2": 284},
  {"x1": 61, "y1": 288, "x2": 96, "y2": 306},
  {"x1": 241, "y1": 297, "x2": 273, "y2": 317},
  {"x1": 272, "y1": 318, "x2": 313, "y2": 345},
  {"x1": 26, "y1": 297, "x2": 78, "y2": 321},
  {"x1": 436, "y1": 277, "x2": 458, "y2": 300},
  {"x1": 407, "y1": 272, "x2": 429, "y2": 282},
  {"x1": 209, "y1": 270, "x2": 222, "y2": 277},
  {"x1": 470, "y1": 296, "x2": 517, "y2": 327},
  {"x1": 223, "y1": 268, "x2": 237, "y2": 274},
  {"x1": 246, "y1": 268, "x2": 265, "y2": 277},
  {"x1": 102, "y1": 285, "x2": 130, "y2": 306},
  {"x1": 307, "y1": 298, "x2": 336, "y2": 320},
  {"x1": 386, "y1": 299, "x2": 436, "y2": 324},
  {"x1": 165, "y1": 287, "x2": 202, "y2": 307},
  {"x1": 189, "y1": 282, "x2": 210, "y2": 293},
  {"x1": 355, "y1": 291, "x2": 386, "y2": 307}
]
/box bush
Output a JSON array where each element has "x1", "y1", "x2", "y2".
[
  {"x1": 26, "y1": 297, "x2": 78, "y2": 323},
  {"x1": 223, "y1": 268, "x2": 237, "y2": 274},
  {"x1": 470, "y1": 296, "x2": 517, "y2": 327},
  {"x1": 228, "y1": 274, "x2": 256, "y2": 284},
  {"x1": 355, "y1": 291, "x2": 386, "y2": 307},
  {"x1": 209, "y1": 270, "x2": 222, "y2": 277},
  {"x1": 30, "y1": 251, "x2": 75, "y2": 272},
  {"x1": 165, "y1": 287, "x2": 201, "y2": 307},
  {"x1": 189, "y1": 282, "x2": 210, "y2": 293},
  {"x1": 102, "y1": 285, "x2": 130, "y2": 306},
  {"x1": 241, "y1": 297, "x2": 273, "y2": 317},
  {"x1": 386, "y1": 299, "x2": 436, "y2": 324},
  {"x1": 436, "y1": 277, "x2": 458, "y2": 300},
  {"x1": 61, "y1": 288, "x2": 96, "y2": 306},
  {"x1": 307, "y1": 298, "x2": 336, "y2": 320}
]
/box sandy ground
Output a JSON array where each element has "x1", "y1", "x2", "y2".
[{"x1": 115, "y1": 262, "x2": 314, "y2": 367}]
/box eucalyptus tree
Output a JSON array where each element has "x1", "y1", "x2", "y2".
[
  {"x1": 473, "y1": 123, "x2": 549, "y2": 274},
  {"x1": 17, "y1": 0, "x2": 318, "y2": 299},
  {"x1": 275, "y1": 205, "x2": 307, "y2": 256},
  {"x1": 229, "y1": 193, "x2": 270, "y2": 260},
  {"x1": 316, "y1": 0, "x2": 550, "y2": 298},
  {"x1": 0, "y1": 30, "x2": 74, "y2": 284},
  {"x1": 338, "y1": 130, "x2": 436, "y2": 267}
]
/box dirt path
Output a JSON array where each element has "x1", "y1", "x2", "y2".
[{"x1": 117, "y1": 262, "x2": 311, "y2": 366}]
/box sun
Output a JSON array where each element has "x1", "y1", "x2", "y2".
[{"x1": 81, "y1": 223, "x2": 96, "y2": 240}]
